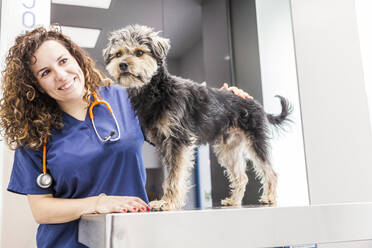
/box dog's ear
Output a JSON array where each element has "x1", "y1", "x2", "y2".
[
  {"x1": 103, "y1": 33, "x2": 120, "y2": 65},
  {"x1": 103, "y1": 45, "x2": 111, "y2": 65},
  {"x1": 149, "y1": 34, "x2": 170, "y2": 60}
]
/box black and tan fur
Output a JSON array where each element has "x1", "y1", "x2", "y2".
[{"x1": 103, "y1": 24, "x2": 291, "y2": 210}]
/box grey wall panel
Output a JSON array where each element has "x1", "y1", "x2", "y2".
[
  {"x1": 230, "y1": 0, "x2": 263, "y2": 101},
  {"x1": 202, "y1": 0, "x2": 232, "y2": 88},
  {"x1": 179, "y1": 39, "x2": 205, "y2": 83}
]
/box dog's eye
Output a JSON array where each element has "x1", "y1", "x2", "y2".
[
  {"x1": 116, "y1": 52, "x2": 122, "y2": 58},
  {"x1": 134, "y1": 50, "x2": 144, "y2": 57}
]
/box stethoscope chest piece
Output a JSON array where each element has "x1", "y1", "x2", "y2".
[{"x1": 37, "y1": 173, "x2": 52, "y2": 189}]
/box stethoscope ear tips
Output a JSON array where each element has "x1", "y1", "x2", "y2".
[{"x1": 36, "y1": 173, "x2": 53, "y2": 189}]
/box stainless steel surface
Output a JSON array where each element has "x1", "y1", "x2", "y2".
[{"x1": 79, "y1": 202, "x2": 372, "y2": 248}]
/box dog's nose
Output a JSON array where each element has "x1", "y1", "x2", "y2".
[{"x1": 119, "y1": 62, "x2": 128, "y2": 71}]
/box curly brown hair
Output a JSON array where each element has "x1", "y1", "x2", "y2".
[{"x1": 0, "y1": 26, "x2": 112, "y2": 150}]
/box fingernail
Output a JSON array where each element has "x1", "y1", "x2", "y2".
[
  {"x1": 146, "y1": 206, "x2": 150, "y2": 211},
  {"x1": 141, "y1": 207, "x2": 146, "y2": 211},
  {"x1": 133, "y1": 207, "x2": 137, "y2": 211},
  {"x1": 122, "y1": 209, "x2": 127, "y2": 213}
]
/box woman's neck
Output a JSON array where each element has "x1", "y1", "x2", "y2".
[{"x1": 58, "y1": 99, "x2": 89, "y2": 121}]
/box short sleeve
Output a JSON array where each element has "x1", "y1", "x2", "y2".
[{"x1": 7, "y1": 147, "x2": 54, "y2": 195}]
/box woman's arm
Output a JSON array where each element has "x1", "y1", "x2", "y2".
[{"x1": 27, "y1": 194, "x2": 149, "y2": 224}]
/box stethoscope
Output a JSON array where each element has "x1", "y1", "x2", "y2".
[{"x1": 36, "y1": 91, "x2": 121, "y2": 189}]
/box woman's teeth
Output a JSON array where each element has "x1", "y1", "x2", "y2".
[{"x1": 59, "y1": 80, "x2": 74, "y2": 90}]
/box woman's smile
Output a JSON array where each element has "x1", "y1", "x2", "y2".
[{"x1": 58, "y1": 77, "x2": 75, "y2": 91}]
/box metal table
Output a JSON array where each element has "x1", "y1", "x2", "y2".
[{"x1": 79, "y1": 202, "x2": 372, "y2": 248}]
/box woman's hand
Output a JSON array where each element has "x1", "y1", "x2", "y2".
[
  {"x1": 27, "y1": 193, "x2": 149, "y2": 224},
  {"x1": 95, "y1": 193, "x2": 150, "y2": 214},
  {"x1": 221, "y1": 83, "x2": 253, "y2": 99}
]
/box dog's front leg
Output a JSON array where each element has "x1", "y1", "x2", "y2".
[{"x1": 150, "y1": 143, "x2": 196, "y2": 211}]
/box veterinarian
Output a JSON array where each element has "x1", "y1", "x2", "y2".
[{"x1": 0, "y1": 26, "x2": 251, "y2": 248}]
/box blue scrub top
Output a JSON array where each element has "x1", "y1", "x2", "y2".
[{"x1": 8, "y1": 85, "x2": 148, "y2": 248}]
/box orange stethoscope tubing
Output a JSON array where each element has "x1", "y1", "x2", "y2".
[
  {"x1": 89, "y1": 91, "x2": 121, "y2": 142},
  {"x1": 89, "y1": 91, "x2": 113, "y2": 120},
  {"x1": 42, "y1": 136, "x2": 47, "y2": 174},
  {"x1": 37, "y1": 91, "x2": 121, "y2": 188}
]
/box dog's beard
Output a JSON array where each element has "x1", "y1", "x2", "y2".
[{"x1": 118, "y1": 72, "x2": 145, "y2": 88}]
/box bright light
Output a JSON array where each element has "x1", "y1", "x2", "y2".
[
  {"x1": 52, "y1": 0, "x2": 111, "y2": 9},
  {"x1": 61, "y1": 26, "x2": 100, "y2": 48}
]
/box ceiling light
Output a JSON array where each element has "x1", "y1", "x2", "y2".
[
  {"x1": 52, "y1": 0, "x2": 111, "y2": 9},
  {"x1": 61, "y1": 26, "x2": 100, "y2": 48}
]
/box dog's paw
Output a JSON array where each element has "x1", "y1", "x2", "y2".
[
  {"x1": 221, "y1": 197, "x2": 241, "y2": 207},
  {"x1": 149, "y1": 200, "x2": 175, "y2": 211},
  {"x1": 259, "y1": 195, "x2": 277, "y2": 206}
]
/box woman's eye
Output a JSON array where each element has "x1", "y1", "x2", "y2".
[
  {"x1": 60, "y1": 58, "x2": 68, "y2": 64},
  {"x1": 134, "y1": 50, "x2": 144, "y2": 57},
  {"x1": 116, "y1": 52, "x2": 122, "y2": 58},
  {"x1": 41, "y1": 70, "x2": 50, "y2": 77}
]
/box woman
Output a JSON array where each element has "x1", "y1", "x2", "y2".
[{"x1": 0, "y1": 26, "x2": 251, "y2": 248}]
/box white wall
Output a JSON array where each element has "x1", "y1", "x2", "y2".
[
  {"x1": 291, "y1": 0, "x2": 372, "y2": 204},
  {"x1": 255, "y1": 0, "x2": 309, "y2": 206},
  {"x1": 340, "y1": 3, "x2": 372, "y2": 246},
  {"x1": 1, "y1": 1, "x2": 51, "y2": 247},
  {"x1": 355, "y1": 1, "x2": 372, "y2": 133},
  {"x1": 2, "y1": 147, "x2": 38, "y2": 248}
]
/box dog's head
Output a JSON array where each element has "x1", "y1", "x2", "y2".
[{"x1": 103, "y1": 24, "x2": 170, "y2": 88}]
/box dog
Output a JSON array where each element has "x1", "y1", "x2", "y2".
[{"x1": 103, "y1": 24, "x2": 291, "y2": 210}]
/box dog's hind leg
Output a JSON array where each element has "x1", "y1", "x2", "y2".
[
  {"x1": 150, "y1": 142, "x2": 196, "y2": 211},
  {"x1": 245, "y1": 136, "x2": 278, "y2": 205},
  {"x1": 213, "y1": 128, "x2": 249, "y2": 206}
]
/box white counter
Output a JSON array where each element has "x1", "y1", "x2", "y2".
[{"x1": 79, "y1": 202, "x2": 372, "y2": 248}]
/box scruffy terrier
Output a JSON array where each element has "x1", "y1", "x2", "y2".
[{"x1": 103, "y1": 24, "x2": 291, "y2": 210}]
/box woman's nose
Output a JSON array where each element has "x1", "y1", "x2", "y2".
[{"x1": 54, "y1": 67, "x2": 68, "y2": 81}]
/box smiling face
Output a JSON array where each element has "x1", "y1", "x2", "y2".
[{"x1": 30, "y1": 40, "x2": 86, "y2": 109}]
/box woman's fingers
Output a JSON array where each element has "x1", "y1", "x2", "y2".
[
  {"x1": 221, "y1": 83, "x2": 229, "y2": 89},
  {"x1": 132, "y1": 196, "x2": 148, "y2": 206},
  {"x1": 119, "y1": 197, "x2": 149, "y2": 212},
  {"x1": 113, "y1": 203, "x2": 131, "y2": 213},
  {"x1": 124, "y1": 196, "x2": 149, "y2": 212},
  {"x1": 220, "y1": 83, "x2": 253, "y2": 99},
  {"x1": 229, "y1": 86, "x2": 252, "y2": 99},
  {"x1": 95, "y1": 195, "x2": 150, "y2": 214}
]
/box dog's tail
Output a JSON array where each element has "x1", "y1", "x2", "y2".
[{"x1": 266, "y1": 95, "x2": 292, "y2": 128}]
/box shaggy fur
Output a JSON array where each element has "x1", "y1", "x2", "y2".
[{"x1": 103, "y1": 24, "x2": 291, "y2": 210}]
